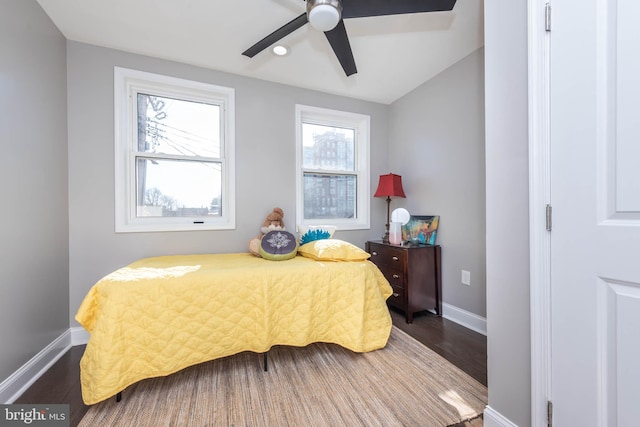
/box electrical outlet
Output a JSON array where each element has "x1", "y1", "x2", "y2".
[{"x1": 461, "y1": 270, "x2": 471, "y2": 286}]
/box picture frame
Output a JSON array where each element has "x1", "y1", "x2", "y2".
[{"x1": 402, "y1": 215, "x2": 439, "y2": 245}]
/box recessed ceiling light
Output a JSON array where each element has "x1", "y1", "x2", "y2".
[{"x1": 272, "y1": 45, "x2": 289, "y2": 56}]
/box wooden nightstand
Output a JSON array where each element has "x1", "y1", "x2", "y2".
[{"x1": 365, "y1": 241, "x2": 442, "y2": 323}]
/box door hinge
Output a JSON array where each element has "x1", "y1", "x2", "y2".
[
  {"x1": 547, "y1": 400, "x2": 553, "y2": 427},
  {"x1": 545, "y1": 3, "x2": 552, "y2": 32},
  {"x1": 546, "y1": 204, "x2": 552, "y2": 231}
]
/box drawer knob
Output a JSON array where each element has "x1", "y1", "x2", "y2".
[
  {"x1": 392, "y1": 256, "x2": 399, "y2": 261},
  {"x1": 392, "y1": 274, "x2": 400, "y2": 279},
  {"x1": 392, "y1": 292, "x2": 399, "y2": 297},
  {"x1": 372, "y1": 251, "x2": 378, "y2": 256}
]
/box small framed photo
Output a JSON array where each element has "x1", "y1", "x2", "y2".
[{"x1": 402, "y1": 215, "x2": 440, "y2": 245}]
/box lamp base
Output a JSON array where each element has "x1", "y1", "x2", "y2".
[{"x1": 382, "y1": 196, "x2": 391, "y2": 244}]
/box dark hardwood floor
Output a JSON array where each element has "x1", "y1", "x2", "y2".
[
  {"x1": 14, "y1": 345, "x2": 88, "y2": 426},
  {"x1": 389, "y1": 309, "x2": 487, "y2": 387},
  {"x1": 14, "y1": 308, "x2": 487, "y2": 427}
]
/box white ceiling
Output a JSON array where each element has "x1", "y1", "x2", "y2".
[{"x1": 36, "y1": 0, "x2": 484, "y2": 105}]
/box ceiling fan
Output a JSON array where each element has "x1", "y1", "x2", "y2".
[{"x1": 242, "y1": 0, "x2": 457, "y2": 76}]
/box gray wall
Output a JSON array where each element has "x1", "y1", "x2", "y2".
[
  {"x1": 0, "y1": 0, "x2": 69, "y2": 382},
  {"x1": 388, "y1": 49, "x2": 486, "y2": 318},
  {"x1": 66, "y1": 42, "x2": 390, "y2": 326},
  {"x1": 485, "y1": 0, "x2": 531, "y2": 425}
]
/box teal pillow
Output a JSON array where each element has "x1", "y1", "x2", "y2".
[
  {"x1": 300, "y1": 229, "x2": 331, "y2": 245},
  {"x1": 297, "y1": 225, "x2": 337, "y2": 245},
  {"x1": 259, "y1": 230, "x2": 298, "y2": 261}
]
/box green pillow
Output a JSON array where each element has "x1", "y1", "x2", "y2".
[{"x1": 259, "y1": 230, "x2": 298, "y2": 261}]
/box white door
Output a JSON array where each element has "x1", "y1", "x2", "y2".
[{"x1": 550, "y1": 0, "x2": 640, "y2": 425}]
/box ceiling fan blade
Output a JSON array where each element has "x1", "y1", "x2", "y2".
[
  {"x1": 242, "y1": 13, "x2": 308, "y2": 58},
  {"x1": 324, "y1": 20, "x2": 357, "y2": 76},
  {"x1": 342, "y1": 0, "x2": 457, "y2": 19}
]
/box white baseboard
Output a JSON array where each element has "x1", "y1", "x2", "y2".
[
  {"x1": 71, "y1": 326, "x2": 89, "y2": 346},
  {"x1": 441, "y1": 303, "x2": 487, "y2": 336},
  {"x1": 483, "y1": 405, "x2": 519, "y2": 427},
  {"x1": 0, "y1": 330, "x2": 72, "y2": 404}
]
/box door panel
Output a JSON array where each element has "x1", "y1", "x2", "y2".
[
  {"x1": 551, "y1": 0, "x2": 640, "y2": 425},
  {"x1": 599, "y1": 280, "x2": 640, "y2": 426},
  {"x1": 614, "y1": 0, "x2": 640, "y2": 212}
]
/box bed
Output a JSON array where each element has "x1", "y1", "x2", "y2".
[{"x1": 76, "y1": 251, "x2": 393, "y2": 405}]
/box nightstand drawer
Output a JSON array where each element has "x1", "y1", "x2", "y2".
[
  {"x1": 368, "y1": 246, "x2": 406, "y2": 269},
  {"x1": 379, "y1": 267, "x2": 405, "y2": 288},
  {"x1": 387, "y1": 284, "x2": 405, "y2": 308}
]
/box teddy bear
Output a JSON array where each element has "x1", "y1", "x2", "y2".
[
  {"x1": 260, "y1": 207, "x2": 285, "y2": 234},
  {"x1": 248, "y1": 207, "x2": 286, "y2": 256}
]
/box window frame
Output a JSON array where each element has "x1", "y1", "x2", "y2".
[
  {"x1": 295, "y1": 104, "x2": 370, "y2": 231},
  {"x1": 114, "y1": 67, "x2": 235, "y2": 233}
]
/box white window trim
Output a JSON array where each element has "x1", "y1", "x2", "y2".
[
  {"x1": 114, "y1": 67, "x2": 235, "y2": 232},
  {"x1": 295, "y1": 104, "x2": 370, "y2": 231}
]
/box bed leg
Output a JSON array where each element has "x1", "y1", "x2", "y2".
[
  {"x1": 263, "y1": 352, "x2": 268, "y2": 372},
  {"x1": 116, "y1": 392, "x2": 122, "y2": 402}
]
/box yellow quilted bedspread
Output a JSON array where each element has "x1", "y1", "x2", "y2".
[{"x1": 76, "y1": 253, "x2": 393, "y2": 404}]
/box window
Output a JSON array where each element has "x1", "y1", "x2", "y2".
[
  {"x1": 295, "y1": 104, "x2": 370, "y2": 230},
  {"x1": 114, "y1": 67, "x2": 235, "y2": 232}
]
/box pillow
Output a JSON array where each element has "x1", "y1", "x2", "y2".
[
  {"x1": 298, "y1": 239, "x2": 370, "y2": 262},
  {"x1": 259, "y1": 230, "x2": 298, "y2": 261},
  {"x1": 297, "y1": 225, "x2": 337, "y2": 245}
]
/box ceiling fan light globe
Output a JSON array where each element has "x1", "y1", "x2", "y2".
[{"x1": 307, "y1": 0, "x2": 342, "y2": 32}]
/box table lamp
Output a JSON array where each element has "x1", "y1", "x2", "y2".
[{"x1": 373, "y1": 173, "x2": 406, "y2": 243}]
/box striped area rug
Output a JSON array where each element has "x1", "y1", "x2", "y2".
[{"x1": 79, "y1": 327, "x2": 487, "y2": 426}]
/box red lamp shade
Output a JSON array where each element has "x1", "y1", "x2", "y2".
[{"x1": 374, "y1": 174, "x2": 406, "y2": 198}]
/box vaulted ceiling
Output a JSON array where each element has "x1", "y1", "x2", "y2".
[{"x1": 36, "y1": 0, "x2": 484, "y2": 104}]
